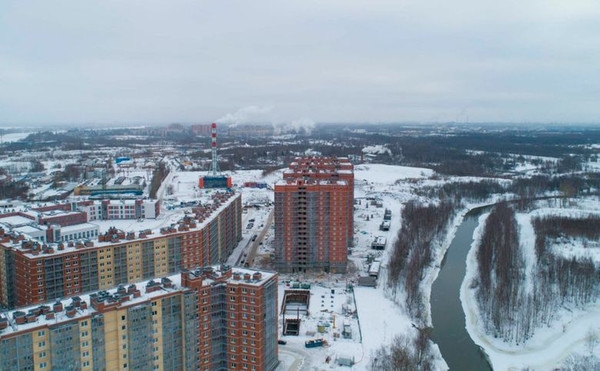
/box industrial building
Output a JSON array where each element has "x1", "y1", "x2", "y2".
[
  {"x1": 0, "y1": 265, "x2": 278, "y2": 371},
  {"x1": 0, "y1": 191, "x2": 242, "y2": 309},
  {"x1": 273, "y1": 157, "x2": 354, "y2": 273}
]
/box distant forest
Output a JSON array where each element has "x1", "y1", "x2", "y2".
[{"x1": 6, "y1": 125, "x2": 600, "y2": 178}]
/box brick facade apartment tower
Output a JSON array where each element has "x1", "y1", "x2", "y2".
[
  {"x1": 0, "y1": 266, "x2": 278, "y2": 371},
  {"x1": 274, "y1": 157, "x2": 354, "y2": 273}
]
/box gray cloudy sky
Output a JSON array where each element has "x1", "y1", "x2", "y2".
[{"x1": 1, "y1": 0, "x2": 599, "y2": 125}]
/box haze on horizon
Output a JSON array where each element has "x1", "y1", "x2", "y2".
[{"x1": 1, "y1": 0, "x2": 599, "y2": 126}]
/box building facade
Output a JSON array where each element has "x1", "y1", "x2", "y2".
[
  {"x1": 0, "y1": 192, "x2": 242, "y2": 309},
  {"x1": 0, "y1": 266, "x2": 278, "y2": 371},
  {"x1": 274, "y1": 157, "x2": 354, "y2": 273}
]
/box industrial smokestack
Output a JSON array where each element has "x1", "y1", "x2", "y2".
[{"x1": 211, "y1": 123, "x2": 219, "y2": 176}]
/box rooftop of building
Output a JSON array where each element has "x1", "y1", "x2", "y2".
[
  {"x1": 184, "y1": 264, "x2": 277, "y2": 287},
  {"x1": 283, "y1": 167, "x2": 353, "y2": 175},
  {"x1": 275, "y1": 178, "x2": 350, "y2": 187},
  {"x1": 0, "y1": 214, "x2": 35, "y2": 228},
  {"x1": 0, "y1": 190, "x2": 240, "y2": 259},
  {"x1": 0, "y1": 273, "x2": 184, "y2": 337}
]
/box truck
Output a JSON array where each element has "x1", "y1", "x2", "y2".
[{"x1": 305, "y1": 338, "x2": 325, "y2": 348}]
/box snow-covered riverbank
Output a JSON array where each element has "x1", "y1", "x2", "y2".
[{"x1": 462, "y1": 202, "x2": 600, "y2": 370}]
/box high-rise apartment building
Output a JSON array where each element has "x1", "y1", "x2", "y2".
[
  {"x1": 0, "y1": 191, "x2": 242, "y2": 309},
  {"x1": 0, "y1": 265, "x2": 278, "y2": 371},
  {"x1": 274, "y1": 157, "x2": 354, "y2": 273}
]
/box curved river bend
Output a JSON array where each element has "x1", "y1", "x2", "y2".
[{"x1": 430, "y1": 212, "x2": 492, "y2": 371}]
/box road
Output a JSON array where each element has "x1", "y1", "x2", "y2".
[{"x1": 246, "y1": 208, "x2": 274, "y2": 266}]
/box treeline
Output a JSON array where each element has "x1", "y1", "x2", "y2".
[
  {"x1": 149, "y1": 161, "x2": 170, "y2": 199},
  {"x1": 534, "y1": 216, "x2": 600, "y2": 250},
  {"x1": 368, "y1": 331, "x2": 435, "y2": 371},
  {"x1": 474, "y1": 205, "x2": 600, "y2": 343},
  {"x1": 510, "y1": 174, "x2": 600, "y2": 204},
  {"x1": 532, "y1": 216, "x2": 600, "y2": 321},
  {"x1": 418, "y1": 180, "x2": 508, "y2": 203},
  {"x1": 387, "y1": 199, "x2": 457, "y2": 323},
  {"x1": 476, "y1": 203, "x2": 526, "y2": 341},
  {"x1": 0, "y1": 180, "x2": 29, "y2": 200}
]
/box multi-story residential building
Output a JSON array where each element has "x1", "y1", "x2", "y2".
[
  {"x1": 77, "y1": 198, "x2": 160, "y2": 221},
  {"x1": 0, "y1": 191, "x2": 242, "y2": 309},
  {"x1": 0, "y1": 265, "x2": 278, "y2": 371},
  {"x1": 226, "y1": 124, "x2": 274, "y2": 138},
  {"x1": 274, "y1": 157, "x2": 354, "y2": 273},
  {"x1": 0, "y1": 199, "x2": 160, "y2": 241},
  {"x1": 182, "y1": 266, "x2": 279, "y2": 371}
]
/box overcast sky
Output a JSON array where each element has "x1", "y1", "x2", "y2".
[{"x1": 1, "y1": 0, "x2": 599, "y2": 126}]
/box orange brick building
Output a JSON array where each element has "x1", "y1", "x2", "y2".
[
  {"x1": 0, "y1": 191, "x2": 242, "y2": 309},
  {"x1": 274, "y1": 157, "x2": 354, "y2": 273}
]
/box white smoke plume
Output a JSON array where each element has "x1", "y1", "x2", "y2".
[
  {"x1": 216, "y1": 105, "x2": 316, "y2": 135},
  {"x1": 215, "y1": 106, "x2": 274, "y2": 127},
  {"x1": 272, "y1": 117, "x2": 316, "y2": 135}
]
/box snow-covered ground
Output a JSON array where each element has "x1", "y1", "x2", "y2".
[
  {"x1": 0, "y1": 131, "x2": 31, "y2": 143},
  {"x1": 462, "y1": 201, "x2": 600, "y2": 371}
]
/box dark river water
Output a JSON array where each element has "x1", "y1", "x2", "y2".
[{"x1": 430, "y1": 212, "x2": 492, "y2": 371}]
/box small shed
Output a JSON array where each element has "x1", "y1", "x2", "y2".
[{"x1": 337, "y1": 356, "x2": 355, "y2": 367}]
